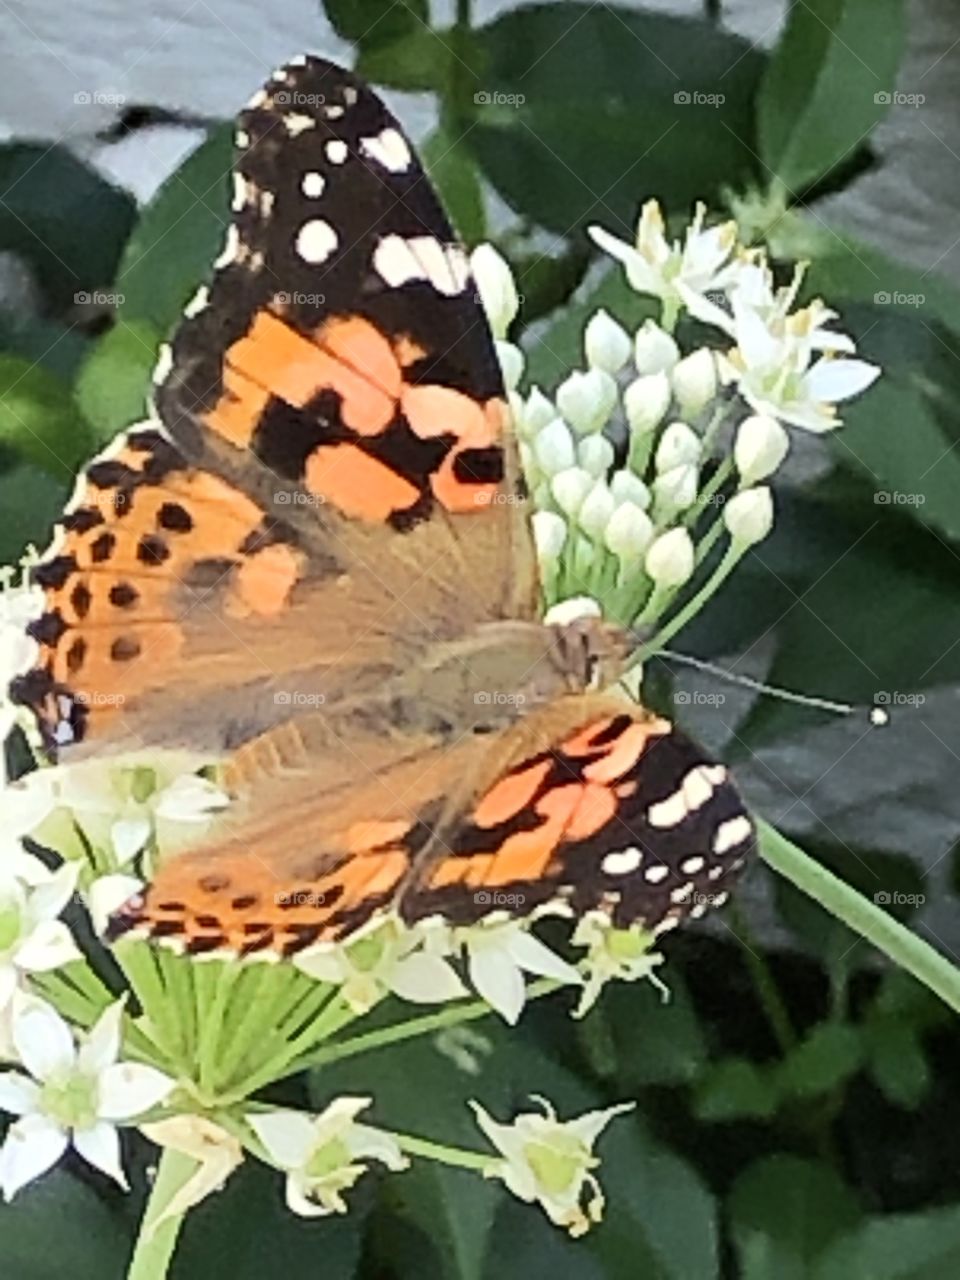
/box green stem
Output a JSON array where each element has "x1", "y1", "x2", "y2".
[
  {"x1": 389, "y1": 1131, "x2": 492, "y2": 1172},
  {"x1": 125, "y1": 1146, "x2": 197, "y2": 1280},
  {"x1": 641, "y1": 543, "x2": 742, "y2": 653},
  {"x1": 758, "y1": 819, "x2": 960, "y2": 1016},
  {"x1": 728, "y1": 901, "x2": 797, "y2": 1054},
  {"x1": 301, "y1": 978, "x2": 564, "y2": 1071}
]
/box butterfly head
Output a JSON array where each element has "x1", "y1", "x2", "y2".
[{"x1": 549, "y1": 617, "x2": 635, "y2": 693}]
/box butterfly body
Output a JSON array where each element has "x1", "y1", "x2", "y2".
[{"x1": 10, "y1": 54, "x2": 755, "y2": 956}]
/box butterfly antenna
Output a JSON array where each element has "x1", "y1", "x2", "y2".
[{"x1": 655, "y1": 649, "x2": 856, "y2": 716}]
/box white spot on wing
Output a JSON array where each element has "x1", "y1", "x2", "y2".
[
  {"x1": 183, "y1": 285, "x2": 209, "y2": 318},
  {"x1": 644, "y1": 864, "x2": 669, "y2": 885},
  {"x1": 713, "y1": 815, "x2": 752, "y2": 855},
  {"x1": 373, "y1": 234, "x2": 469, "y2": 296},
  {"x1": 360, "y1": 127, "x2": 411, "y2": 173},
  {"x1": 301, "y1": 171, "x2": 325, "y2": 198},
  {"x1": 680, "y1": 855, "x2": 705, "y2": 875},
  {"x1": 152, "y1": 343, "x2": 173, "y2": 387},
  {"x1": 213, "y1": 224, "x2": 242, "y2": 269},
  {"x1": 326, "y1": 139, "x2": 348, "y2": 164},
  {"x1": 647, "y1": 790, "x2": 687, "y2": 829},
  {"x1": 285, "y1": 114, "x2": 315, "y2": 137},
  {"x1": 601, "y1": 847, "x2": 643, "y2": 876},
  {"x1": 231, "y1": 173, "x2": 249, "y2": 211},
  {"x1": 296, "y1": 219, "x2": 338, "y2": 264}
]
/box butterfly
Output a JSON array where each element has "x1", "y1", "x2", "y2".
[{"x1": 10, "y1": 54, "x2": 754, "y2": 958}]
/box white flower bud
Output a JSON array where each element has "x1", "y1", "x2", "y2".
[
  {"x1": 584, "y1": 309, "x2": 631, "y2": 373},
  {"x1": 522, "y1": 386, "x2": 556, "y2": 436},
  {"x1": 724, "y1": 486, "x2": 774, "y2": 546},
  {"x1": 654, "y1": 421, "x2": 701, "y2": 474},
  {"x1": 634, "y1": 320, "x2": 680, "y2": 375},
  {"x1": 645, "y1": 527, "x2": 695, "y2": 587},
  {"x1": 671, "y1": 348, "x2": 717, "y2": 418},
  {"x1": 544, "y1": 596, "x2": 602, "y2": 626},
  {"x1": 470, "y1": 243, "x2": 519, "y2": 339},
  {"x1": 534, "y1": 417, "x2": 576, "y2": 475},
  {"x1": 555, "y1": 368, "x2": 618, "y2": 435},
  {"x1": 531, "y1": 510, "x2": 568, "y2": 565},
  {"x1": 734, "y1": 414, "x2": 789, "y2": 484},
  {"x1": 610, "y1": 469, "x2": 651, "y2": 509},
  {"x1": 577, "y1": 481, "x2": 616, "y2": 540},
  {"x1": 495, "y1": 340, "x2": 524, "y2": 391},
  {"x1": 551, "y1": 466, "x2": 594, "y2": 517},
  {"x1": 577, "y1": 434, "x2": 615, "y2": 477},
  {"x1": 604, "y1": 501, "x2": 654, "y2": 560},
  {"x1": 623, "y1": 371, "x2": 671, "y2": 436},
  {"x1": 653, "y1": 463, "x2": 699, "y2": 517}
]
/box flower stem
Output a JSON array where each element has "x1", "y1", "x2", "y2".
[
  {"x1": 640, "y1": 543, "x2": 741, "y2": 653},
  {"x1": 758, "y1": 819, "x2": 960, "y2": 1015},
  {"x1": 126, "y1": 1145, "x2": 197, "y2": 1280},
  {"x1": 389, "y1": 1131, "x2": 492, "y2": 1172}
]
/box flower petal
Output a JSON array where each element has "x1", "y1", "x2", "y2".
[
  {"x1": 73, "y1": 1120, "x2": 128, "y2": 1189},
  {"x1": 248, "y1": 1109, "x2": 320, "y2": 1171},
  {"x1": 0, "y1": 1113, "x2": 67, "y2": 1200},
  {"x1": 388, "y1": 953, "x2": 467, "y2": 1005},
  {"x1": 98, "y1": 1062, "x2": 175, "y2": 1120},
  {"x1": 504, "y1": 931, "x2": 582, "y2": 985},
  {"x1": 14, "y1": 1000, "x2": 75, "y2": 1081},
  {"x1": 78, "y1": 1001, "x2": 123, "y2": 1076},
  {"x1": 803, "y1": 357, "x2": 881, "y2": 403},
  {"x1": 0, "y1": 1070, "x2": 41, "y2": 1116},
  {"x1": 15, "y1": 920, "x2": 81, "y2": 974},
  {"x1": 468, "y1": 946, "x2": 527, "y2": 1025},
  {"x1": 86, "y1": 875, "x2": 144, "y2": 936},
  {"x1": 110, "y1": 818, "x2": 151, "y2": 866}
]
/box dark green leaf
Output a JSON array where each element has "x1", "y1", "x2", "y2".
[
  {"x1": 758, "y1": 0, "x2": 905, "y2": 193},
  {"x1": 75, "y1": 319, "x2": 162, "y2": 443},
  {"x1": 864, "y1": 1019, "x2": 930, "y2": 1109},
  {"x1": 421, "y1": 120, "x2": 486, "y2": 244},
  {"x1": 468, "y1": 5, "x2": 764, "y2": 234},
  {"x1": 0, "y1": 1169, "x2": 129, "y2": 1280},
  {"x1": 693, "y1": 1057, "x2": 780, "y2": 1121},
  {"x1": 777, "y1": 1022, "x2": 862, "y2": 1099},
  {"x1": 816, "y1": 1204, "x2": 960, "y2": 1280},
  {"x1": 356, "y1": 29, "x2": 454, "y2": 92},
  {"x1": 0, "y1": 461, "x2": 69, "y2": 562},
  {"x1": 116, "y1": 127, "x2": 233, "y2": 335},
  {"x1": 729, "y1": 1155, "x2": 862, "y2": 1280},
  {"x1": 0, "y1": 145, "x2": 135, "y2": 311},
  {"x1": 0, "y1": 355, "x2": 92, "y2": 475},
  {"x1": 324, "y1": 0, "x2": 429, "y2": 49}
]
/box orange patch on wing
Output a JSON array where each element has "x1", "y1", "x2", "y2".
[
  {"x1": 562, "y1": 719, "x2": 615, "y2": 757},
  {"x1": 225, "y1": 543, "x2": 304, "y2": 619},
  {"x1": 317, "y1": 317, "x2": 403, "y2": 403},
  {"x1": 345, "y1": 819, "x2": 413, "y2": 854},
  {"x1": 203, "y1": 364, "x2": 272, "y2": 446},
  {"x1": 566, "y1": 783, "x2": 618, "y2": 840},
  {"x1": 393, "y1": 335, "x2": 428, "y2": 368},
  {"x1": 305, "y1": 443, "x2": 420, "y2": 518},
  {"x1": 402, "y1": 385, "x2": 489, "y2": 442},
  {"x1": 472, "y1": 760, "x2": 551, "y2": 828},
  {"x1": 428, "y1": 853, "x2": 494, "y2": 890},
  {"x1": 582, "y1": 722, "x2": 653, "y2": 784}
]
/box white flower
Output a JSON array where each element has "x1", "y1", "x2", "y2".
[
  {"x1": 590, "y1": 200, "x2": 738, "y2": 325},
  {"x1": 294, "y1": 920, "x2": 466, "y2": 1014},
  {"x1": 623, "y1": 370, "x2": 672, "y2": 435},
  {"x1": 471, "y1": 244, "x2": 519, "y2": 340},
  {"x1": 724, "y1": 486, "x2": 774, "y2": 546},
  {"x1": 0, "y1": 998, "x2": 174, "y2": 1199},
  {"x1": 533, "y1": 419, "x2": 577, "y2": 475},
  {"x1": 571, "y1": 918, "x2": 669, "y2": 1017},
  {"x1": 248, "y1": 1098, "x2": 408, "y2": 1218},
  {"x1": 495, "y1": 340, "x2": 524, "y2": 391},
  {"x1": 516, "y1": 386, "x2": 556, "y2": 441},
  {"x1": 0, "y1": 567, "x2": 45, "y2": 779},
  {"x1": 543, "y1": 597, "x2": 603, "y2": 627},
  {"x1": 86, "y1": 873, "x2": 144, "y2": 937},
  {"x1": 604, "y1": 502, "x2": 654, "y2": 563},
  {"x1": 0, "y1": 858, "x2": 81, "y2": 1014},
  {"x1": 652, "y1": 463, "x2": 699, "y2": 519},
  {"x1": 645, "y1": 527, "x2": 695, "y2": 588},
  {"x1": 671, "y1": 348, "x2": 717, "y2": 418},
  {"x1": 734, "y1": 414, "x2": 789, "y2": 483},
  {"x1": 428, "y1": 920, "x2": 580, "y2": 1026},
  {"x1": 577, "y1": 482, "x2": 616, "y2": 542},
  {"x1": 471, "y1": 1095, "x2": 635, "y2": 1237},
  {"x1": 555, "y1": 369, "x2": 617, "y2": 435},
  {"x1": 584, "y1": 309, "x2": 631, "y2": 373},
  {"x1": 551, "y1": 467, "x2": 595, "y2": 518},
  {"x1": 609, "y1": 470, "x2": 651, "y2": 510},
  {"x1": 654, "y1": 421, "x2": 701, "y2": 473},
  {"x1": 722, "y1": 302, "x2": 879, "y2": 431},
  {"x1": 577, "y1": 434, "x2": 615, "y2": 478},
  {"x1": 139, "y1": 1116, "x2": 244, "y2": 1226},
  {"x1": 531, "y1": 511, "x2": 568, "y2": 569},
  {"x1": 632, "y1": 320, "x2": 680, "y2": 376}
]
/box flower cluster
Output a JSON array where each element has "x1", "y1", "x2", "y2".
[{"x1": 0, "y1": 199, "x2": 882, "y2": 1275}]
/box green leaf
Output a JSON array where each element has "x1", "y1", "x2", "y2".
[
  {"x1": 816, "y1": 1204, "x2": 960, "y2": 1280},
  {"x1": 0, "y1": 144, "x2": 135, "y2": 311},
  {"x1": 757, "y1": 0, "x2": 905, "y2": 193},
  {"x1": 729, "y1": 1155, "x2": 862, "y2": 1280},
  {"x1": 777, "y1": 1023, "x2": 862, "y2": 1100},
  {"x1": 0, "y1": 355, "x2": 92, "y2": 475},
  {"x1": 75, "y1": 319, "x2": 162, "y2": 444},
  {"x1": 864, "y1": 1019, "x2": 930, "y2": 1109},
  {"x1": 0, "y1": 461, "x2": 69, "y2": 562},
  {"x1": 116, "y1": 126, "x2": 233, "y2": 335},
  {"x1": 604, "y1": 971, "x2": 707, "y2": 1088},
  {"x1": 324, "y1": 0, "x2": 428, "y2": 49},
  {"x1": 468, "y1": 5, "x2": 764, "y2": 234},
  {"x1": 0, "y1": 1169, "x2": 129, "y2": 1279},
  {"x1": 356, "y1": 29, "x2": 454, "y2": 92},
  {"x1": 421, "y1": 119, "x2": 486, "y2": 244},
  {"x1": 693, "y1": 1057, "x2": 780, "y2": 1121}
]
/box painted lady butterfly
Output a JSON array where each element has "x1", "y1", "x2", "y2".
[{"x1": 10, "y1": 55, "x2": 754, "y2": 957}]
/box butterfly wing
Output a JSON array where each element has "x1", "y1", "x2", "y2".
[
  {"x1": 12, "y1": 55, "x2": 536, "y2": 757},
  {"x1": 107, "y1": 695, "x2": 754, "y2": 954}
]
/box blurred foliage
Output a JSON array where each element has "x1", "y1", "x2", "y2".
[{"x1": 5, "y1": 0, "x2": 960, "y2": 1276}]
